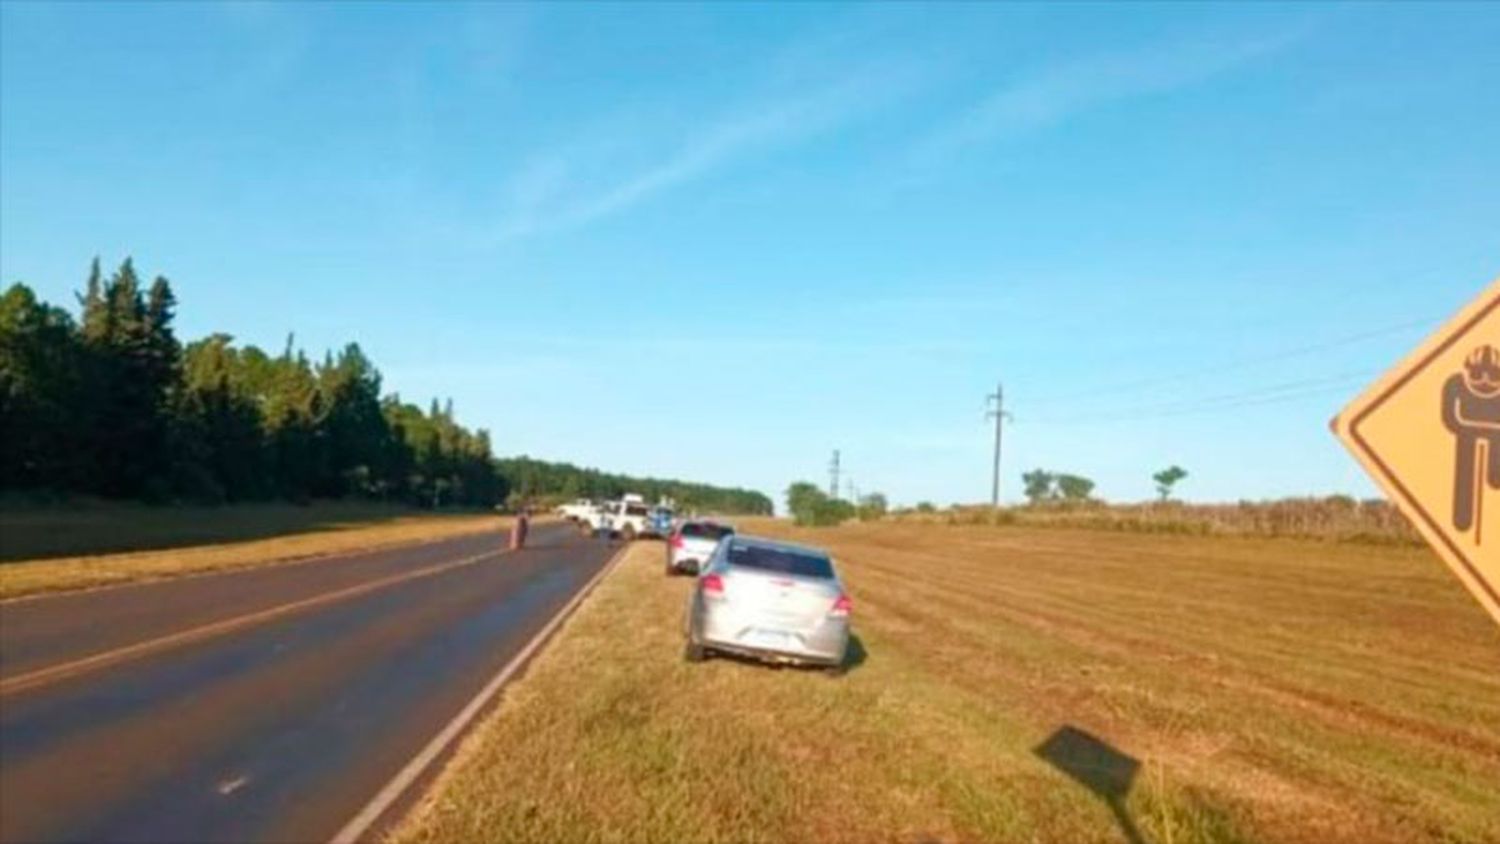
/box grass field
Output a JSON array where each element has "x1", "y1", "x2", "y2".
[
  {"x1": 911, "y1": 498, "x2": 1417, "y2": 545},
  {"x1": 391, "y1": 521, "x2": 1500, "y2": 844},
  {"x1": 0, "y1": 503, "x2": 509, "y2": 600}
]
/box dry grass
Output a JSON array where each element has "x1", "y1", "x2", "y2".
[
  {"x1": 0, "y1": 504, "x2": 510, "y2": 600},
  {"x1": 392, "y1": 522, "x2": 1500, "y2": 844},
  {"x1": 919, "y1": 498, "x2": 1418, "y2": 545}
]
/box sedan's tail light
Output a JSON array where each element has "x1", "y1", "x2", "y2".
[
  {"x1": 669, "y1": 531, "x2": 684, "y2": 549},
  {"x1": 701, "y1": 573, "x2": 725, "y2": 597},
  {"x1": 829, "y1": 593, "x2": 852, "y2": 618}
]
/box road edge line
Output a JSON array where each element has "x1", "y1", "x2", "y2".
[{"x1": 328, "y1": 541, "x2": 633, "y2": 844}]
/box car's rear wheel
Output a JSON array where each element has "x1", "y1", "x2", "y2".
[{"x1": 683, "y1": 637, "x2": 707, "y2": 663}]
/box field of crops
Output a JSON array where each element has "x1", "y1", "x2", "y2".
[{"x1": 394, "y1": 521, "x2": 1500, "y2": 844}]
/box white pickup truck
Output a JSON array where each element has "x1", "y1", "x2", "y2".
[
  {"x1": 555, "y1": 499, "x2": 597, "y2": 522},
  {"x1": 581, "y1": 496, "x2": 653, "y2": 540}
]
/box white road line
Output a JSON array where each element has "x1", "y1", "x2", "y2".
[
  {"x1": 328, "y1": 542, "x2": 630, "y2": 844},
  {"x1": 216, "y1": 775, "x2": 250, "y2": 796},
  {"x1": 0, "y1": 548, "x2": 507, "y2": 697}
]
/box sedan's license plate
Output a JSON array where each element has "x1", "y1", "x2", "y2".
[{"x1": 748, "y1": 629, "x2": 790, "y2": 650}]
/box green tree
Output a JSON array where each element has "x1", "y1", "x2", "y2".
[
  {"x1": 1, "y1": 258, "x2": 765, "y2": 514},
  {"x1": 1021, "y1": 469, "x2": 1056, "y2": 504},
  {"x1": 313, "y1": 343, "x2": 392, "y2": 498},
  {"x1": 785, "y1": 481, "x2": 825, "y2": 525},
  {"x1": 1056, "y1": 473, "x2": 1096, "y2": 502},
  {"x1": 76, "y1": 257, "x2": 107, "y2": 342},
  {"x1": 784, "y1": 481, "x2": 855, "y2": 526},
  {"x1": 857, "y1": 492, "x2": 889, "y2": 521},
  {"x1": 83, "y1": 260, "x2": 179, "y2": 498},
  {"x1": 0, "y1": 284, "x2": 89, "y2": 489},
  {"x1": 1153, "y1": 465, "x2": 1188, "y2": 501},
  {"x1": 173, "y1": 334, "x2": 269, "y2": 501}
]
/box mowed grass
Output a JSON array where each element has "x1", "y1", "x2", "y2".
[
  {"x1": 0, "y1": 502, "x2": 510, "y2": 600},
  {"x1": 393, "y1": 521, "x2": 1500, "y2": 844}
]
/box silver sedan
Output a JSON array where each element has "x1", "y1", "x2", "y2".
[{"x1": 683, "y1": 535, "x2": 851, "y2": 673}]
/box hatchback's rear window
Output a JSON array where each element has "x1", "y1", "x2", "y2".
[
  {"x1": 682, "y1": 523, "x2": 734, "y2": 541},
  {"x1": 727, "y1": 544, "x2": 834, "y2": 579}
]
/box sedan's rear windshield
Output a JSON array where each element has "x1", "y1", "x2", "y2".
[
  {"x1": 682, "y1": 523, "x2": 734, "y2": 541},
  {"x1": 727, "y1": 544, "x2": 834, "y2": 579}
]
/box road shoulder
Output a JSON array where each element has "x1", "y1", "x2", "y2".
[{"x1": 0, "y1": 513, "x2": 515, "y2": 601}]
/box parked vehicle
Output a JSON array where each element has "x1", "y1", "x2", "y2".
[
  {"x1": 582, "y1": 499, "x2": 653, "y2": 540},
  {"x1": 683, "y1": 535, "x2": 850, "y2": 673},
  {"x1": 665, "y1": 520, "x2": 734, "y2": 576},
  {"x1": 555, "y1": 499, "x2": 597, "y2": 522},
  {"x1": 646, "y1": 505, "x2": 675, "y2": 538}
]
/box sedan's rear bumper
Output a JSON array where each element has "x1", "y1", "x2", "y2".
[
  {"x1": 694, "y1": 604, "x2": 848, "y2": 665},
  {"x1": 701, "y1": 638, "x2": 844, "y2": 667}
]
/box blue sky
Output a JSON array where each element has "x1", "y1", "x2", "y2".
[{"x1": 2, "y1": 2, "x2": 1497, "y2": 507}]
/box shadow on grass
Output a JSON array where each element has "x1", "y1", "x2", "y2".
[
  {"x1": 706, "y1": 632, "x2": 868, "y2": 677},
  {"x1": 1035, "y1": 725, "x2": 1148, "y2": 844},
  {"x1": 0, "y1": 501, "x2": 460, "y2": 563}
]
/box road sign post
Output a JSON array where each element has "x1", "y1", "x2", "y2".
[{"x1": 1333, "y1": 276, "x2": 1500, "y2": 629}]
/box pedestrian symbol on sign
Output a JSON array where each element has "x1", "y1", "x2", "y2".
[
  {"x1": 1442, "y1": 345, "x2": 1500, "y2": 540},
  {"x1": 1334, "y1": 275, "x2": 1500, "y2": 630}
]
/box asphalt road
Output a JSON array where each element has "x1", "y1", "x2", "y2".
[{"x1": 0, "y1": 521, "x2": 619, "y2": 844}]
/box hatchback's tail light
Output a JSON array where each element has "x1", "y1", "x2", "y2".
[
  {"x1": 669, "y1": 531, "x2": 684, "y2": 549},
  {"x1": 829, "y1": 593, "x2": 852, "y2": 618},
  {"x1": 701, "y1": 573, "x2": 725, "y2": 597}
]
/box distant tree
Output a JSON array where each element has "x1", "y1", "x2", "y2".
[
  {"x1": 76, "y1": 257, "x2": 107, "y2": 342},
  {"x1": 786, "y1": 482, "x2": 826, "y2": 525},
  {"x1": 0, "y1": 284, "x2": 89, "y2": 489},
  {"x1": 1153, "y1": 465, "x2": 1188, "y2": 502},
  {"x1": 857, "y1": 492, "x2": 889, "y2": 521},
  {"x1": 785, "y1": 481, "x2": 857, "y2": 526},
  {"x1": 915, "y1": 500, "x2": 936, "y2": 514},
  {"x1": 86, "y1": 259, "x2": 179, "y2": 498},
  {"x1": 1022, "y1": 469, "x2": 1056, "y2": 505},
  {"x1": 1, "y1": 258, "x2": 768, "y2": 513},
  {"x1": 818, "y1": 497, "x2": 856, "y2": 525},
  {"x1": 1055, "y1": 473, "x2": 1095, "y2": 502},
  {"x1": 173, "y1": 333, "x2": 267, "y2": 501}
]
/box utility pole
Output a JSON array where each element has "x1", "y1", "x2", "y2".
[
  {"x1": 986, "y1": 383, "x2": 1013, "y2": 509},
  {"x1": 829, "y1": 449, "x2": 841, "y2": 499}
]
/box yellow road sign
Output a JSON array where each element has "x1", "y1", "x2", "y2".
[{"x1": 1334, "y1": 276, "x2": 1500, "y2": 627}]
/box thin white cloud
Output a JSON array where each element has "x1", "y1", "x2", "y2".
[
  {"x1": 920, "y1": 26, "x2": 1310, "y2": 160},
  {"x1": 494, "y1": 66, "x2": 921, "y2": 242}
]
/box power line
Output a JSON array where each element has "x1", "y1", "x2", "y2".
[
  {"x1": 1029, "y1": 369, "x2": 1377, "y2": 427},
  {"x1": 1031, "y1": 369, "x2": 1375, "y2": 423},
  {"x1": 1027, "y1": 316, "x2": 1438, "y2": 409}
]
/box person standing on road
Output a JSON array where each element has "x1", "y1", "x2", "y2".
[{"x1": 510, "y1": 506, "x2": 530, "y2": 551}]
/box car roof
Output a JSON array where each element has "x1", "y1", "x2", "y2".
[{"x1": 724, "y1": 534, "x2": 829, "y2": 558}]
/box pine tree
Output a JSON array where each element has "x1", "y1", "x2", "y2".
[{"x1": 77, "y1": 257, "x2": 108, "y2": 343}]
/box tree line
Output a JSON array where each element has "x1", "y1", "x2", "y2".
[
  {"x1": 499, "y1": 456, "x2": 772, "y2": 515},
  {"x1": 0, "y1": 258, "x2": 769, "y2": 513},
  {"x1": 1020, "y1": 465, "x2": 1189, "y2": 505},
  {"x1": 784, "y1": 481, "x2": 886, "y2": 526}
]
